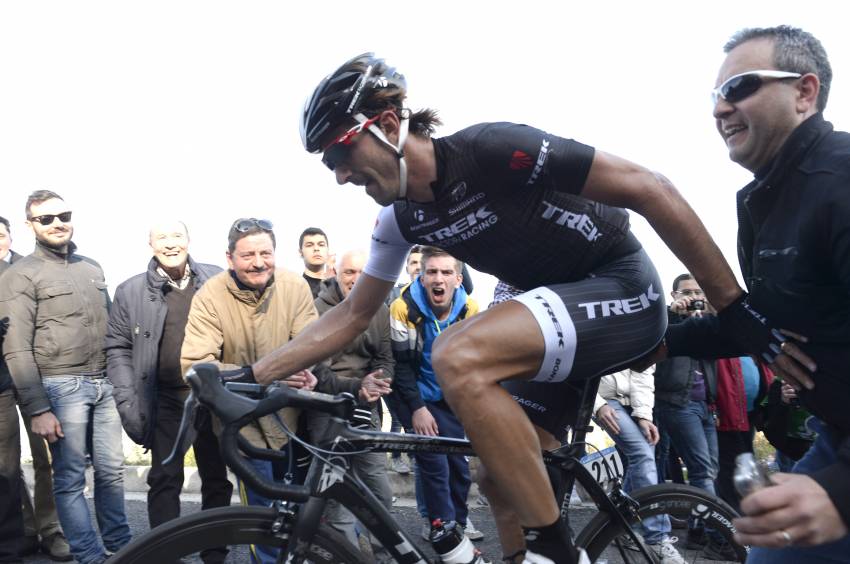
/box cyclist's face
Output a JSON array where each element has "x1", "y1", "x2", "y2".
[
  {"x1": 324, "y1": 118, "x2": 401, "y2": 206},
  {"x1": 421, "y1": 255, "x2": 462, "y2": 315},
  {"x1": 227, "y1": 233, "x2": 276, "y2": 291}
]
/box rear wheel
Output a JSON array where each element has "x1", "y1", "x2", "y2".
[
  {"x1": 576, "y1": 483, "x2": 747, "y2": 563},
  {"x1": 110, "y1": 505, "x2": 368, "y2": 564}
]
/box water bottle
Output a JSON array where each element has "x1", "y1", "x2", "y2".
[
  {"x1": 429, "y1": 519, "x2": 476, "y2": 563},
  {"x1": 734, "y1": 452, "x2": 771, "y2": 497}
]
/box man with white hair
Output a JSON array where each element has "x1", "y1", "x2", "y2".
[
  {"x1": 309, "y1": 249, "x2": 394, "y2": 559},
  {"x1": 105, "y1": 220, "x2": 231, "y2": 564}
]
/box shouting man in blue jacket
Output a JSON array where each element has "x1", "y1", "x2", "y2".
[{"x1": 389, "y1": 246, "x2": 482, "y2": 549}]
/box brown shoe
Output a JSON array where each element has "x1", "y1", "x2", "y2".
[{"x1": 40, "y1": 533, "x2": 73, "y2": 562}]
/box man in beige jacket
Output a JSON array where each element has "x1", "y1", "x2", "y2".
[{"x1": 181, "y1": 218, "x2": 366, "y2": 564}]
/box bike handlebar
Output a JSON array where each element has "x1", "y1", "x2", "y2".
[{"x1": 171, "y1": 363, "x2": 358, "y2": 502}]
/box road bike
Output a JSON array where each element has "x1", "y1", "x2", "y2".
[{"x1": 111, "y1": 364, "x2": 747, "y2": 563}]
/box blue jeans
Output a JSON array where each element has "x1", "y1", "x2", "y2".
[
  {"x1": 238, "y1": 447, "x2": 309, "y2": 564},
  {"x1": 414, "y1": 461, "x2": 427, "y2": 519},
  {"x1": 605, "y1": 400, "x2": 671, "y2": 544},
  {"x1": 747, "y1": 419, "x2": 850, "y2": 563},
  {"x1": 410, "y1": 400, "x2": 471, "y2": 527},
  {"x1": 655, "y1": 399, "x2": 718, "y2": 494},
  {"x1": 44, "y1": 377, "x2": 131, "y2": 564}
]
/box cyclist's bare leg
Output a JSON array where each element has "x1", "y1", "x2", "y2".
[
  {"x1": 479, "y1": 425, "x2": 560, "y2": 561},
  {"x1": 433, "y1": 300, "x2": 557, "y2": 528}
]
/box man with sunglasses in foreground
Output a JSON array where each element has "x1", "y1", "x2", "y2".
[
  {"x1": 246, "y1": 54, "x2": 786, "y2": 563},
  {"x1": 0, "y1": 190, "x2": 131, "y2": 564},
  {"x1": 660, "y1": 26, "x2": 850, "y2": 562}
]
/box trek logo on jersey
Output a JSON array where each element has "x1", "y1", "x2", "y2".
[
  {"x1": 420, "y1": 204, "x2": 498, "y2": 244},
  {"x1": 510, "y1": 150, "x2": 533, "y2": 170},
  {"x1": 578, "y1": 284, "x2": 661, "y2": 319},
  {"x1": 526, "y1": 139, "x2": 551, "y2": 186},
  {"x1": 448, "y1": 191, "x2": 485, "y2": 216},
  {"x1": 540, "y1": 200, "x2": 602, "y2": 242}
]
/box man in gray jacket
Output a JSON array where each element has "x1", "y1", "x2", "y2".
[
  {"x1": 0, "y1": 191, "x2": 131, "y2": 564},
  {"x1": 310, "y1": 249, "x2": 394, "y2": 558},
  {"x1": 105, "y1": 220, "x2": 231, "y2": 564},
  {"x1": 0, "y1": 216, "x2": 70, "y2": 562}
]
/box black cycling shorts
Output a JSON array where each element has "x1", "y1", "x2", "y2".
[{"x1": 503, "y1": 248, "x2": 666, "y2": 439}]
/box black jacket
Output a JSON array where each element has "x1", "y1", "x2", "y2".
[
  {"x1": 105, "y1": 257, "x2": 221, "y2": 448},
  {"x1": 667, "y1": 114, "x2": 850, "y2": 527},
  {"x1": 654, "y1": 311, "x2": 716, "y2": 407},
  {"x1": 0, "y1": 251, "x2": 23, "y2": 394}
]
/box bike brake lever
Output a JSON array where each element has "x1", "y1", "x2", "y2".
[{"x1": 163, "y1": 391, "x2": 199, "y2": 466}]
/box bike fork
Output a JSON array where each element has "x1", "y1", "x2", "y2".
[{"x1": 278, "y1": 496, "x2": 328, "y2": 563}]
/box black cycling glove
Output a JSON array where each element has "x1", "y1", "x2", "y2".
[
  {"x1": 717, "y1": 292, "x2": 786, "y2": 364},
  {"x1": 219, "y1": 365, "x2": 257, "y2": 384}
]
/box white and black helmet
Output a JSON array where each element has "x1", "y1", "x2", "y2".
[{"x1": 300, "y1": 53, "x2": 406, "y2": 153}]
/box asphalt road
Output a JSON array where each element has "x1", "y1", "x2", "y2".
[{"x1": 22, "y1": 495, "x2": 737, "y2": 563}]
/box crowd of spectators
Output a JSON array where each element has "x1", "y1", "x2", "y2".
[
  {"x1": 0, "y1": 192, "x2": 839, "y2": 564},
  {"x1": 2, "y1": 24, "x2": 849, "y2": 564},
  {"x1": 0, "y1": 195, "x2": 491, "y2": 563}
]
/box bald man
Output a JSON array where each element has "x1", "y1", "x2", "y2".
[{"x1": 105, "y1": 221, "x2": 232, "y2": 564}]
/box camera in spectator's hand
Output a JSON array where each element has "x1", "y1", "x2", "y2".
[{"x1": 687, "y1": 299, "x2": 706, "y2": 312}]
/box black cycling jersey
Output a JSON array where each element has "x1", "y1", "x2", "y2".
[
  {"x1": 365, "y1": 122, "x2": 666, "y2": 388},
  {"x1": 365, "y1": 122, "x2": 641, "y2": 290}
]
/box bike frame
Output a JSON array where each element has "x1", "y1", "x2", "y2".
[
  {"x1": 280, "y1": 376, "x2": 658, "y2": 563},
  {"x1": 172, "y1": 365, "x2": 661, "y2": 563}
]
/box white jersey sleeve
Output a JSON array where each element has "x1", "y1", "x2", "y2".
[{"x1": 364, "y1": 205, "x2": 411, "y2": 282}]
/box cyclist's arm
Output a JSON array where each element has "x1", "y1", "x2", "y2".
[
  {"x1": 253, "y1": 274, "x2": 394, "y2": 385},
  {"x1": 581, "y1": 150, "x2": 742, "y2": 311},
  {"x1": 254, "y1": 207, "x2": 407, "y2": 385}
]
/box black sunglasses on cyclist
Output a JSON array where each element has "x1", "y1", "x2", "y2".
[
  {"x1": 232, "y1": 218, "x2": 274, "y2": 232},
  {"x1": 712, "y1": 70, "x2": 802, "y2": 105},
  {"x1": 321, "y1": 115, "x2": 381, "y2": 171},
  {"x1": 30, "y1": 211, "x2": 73, "y2": 225}
]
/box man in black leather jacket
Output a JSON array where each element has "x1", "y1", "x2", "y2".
[{"x1": 665, "y1": 25, "x2": 850, "y2": 560}]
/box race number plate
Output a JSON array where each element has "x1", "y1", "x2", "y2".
[{"x1": 580, "y1": 446, "x2": 624, "y2": 486}]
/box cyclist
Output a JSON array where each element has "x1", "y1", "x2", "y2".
[{"x1": 251, "y1": 53, "x2": 784, "y2": 564}]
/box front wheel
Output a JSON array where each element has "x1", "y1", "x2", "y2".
[
  {"x1": 576, "y1": 483, "x2": 748, "y2": 563},
  {"x1": 110, "y1": 505, "x2": 369, "y2": 564}
]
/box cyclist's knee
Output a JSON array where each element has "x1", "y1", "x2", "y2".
[{"x1": 432, "y1": 334, "x2": 489, "y2": 400}]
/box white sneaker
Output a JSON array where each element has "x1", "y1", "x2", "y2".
[
  {"x1": 421, "y1": 520, "x2": 431, "y2": 541},
  {"x1": 463, "y1": 517, "x2": 484, "y2": 541},
  {"x1": 523, "y1": 548, "x2": 589, "y2": 564},
  {"x1": 651, "y1": 536, "x2": 685, "y2": 564}
]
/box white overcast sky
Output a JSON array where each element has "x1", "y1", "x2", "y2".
[{"x1": 1, "y1": 1, "x2": 847, "y2": 304}]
